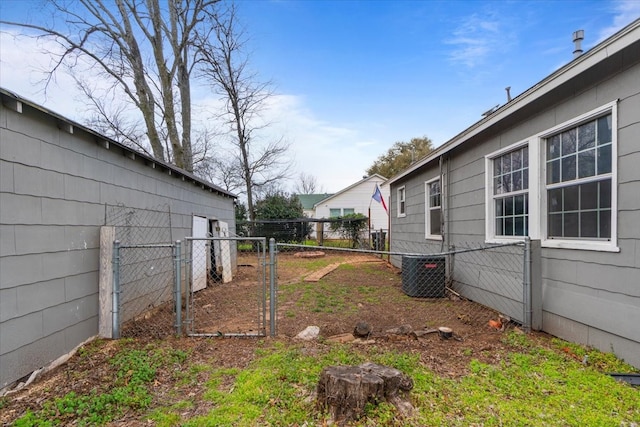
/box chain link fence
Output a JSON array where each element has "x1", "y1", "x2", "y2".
[
  {"x1": 237, "y1": 218, "x2": 381, "y2": 250},
  {"x1": 107, "y1": 204, "x2": 178, "y2": 338},
  {"x1": 273, "y1": 240, "x2": 528, "y2": 337},
  {"x1": 113, "y1": 242, "x2": 178, "y2": 338},
  {"x1": 184, "y1": 237, "x2": 268, "y2": 337}
]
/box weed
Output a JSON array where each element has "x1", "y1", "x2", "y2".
[{"x1": 12, "y1": 343, "x2": 189, "y2": 426}]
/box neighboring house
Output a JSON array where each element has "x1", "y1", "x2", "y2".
[
  {"x1": 314, "y1": 174, "x2": 389, "y2": 232},
  {"x1": 298, "y1": 193, "x2": 333, "y2": 218},
  {"x1": 386, "y1": 20, "x2": 640, "y2": 368},
  {"x1": 0, "y1": 88, "x2": 237, "y2": 389}
]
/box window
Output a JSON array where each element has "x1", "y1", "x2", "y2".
[
  {"x1": 545, "y1": 114, "x2": 612, "y2": 240},
  {"x1": 494, "y1": 146, "x2": 529, "y2": 237},
  {"x1": 397, "y1": 186, "x2": 406, "y2": 217},
  {"x1": 425, "y1": 178, "x2": 442, "y2": 239},
  {"x1": 330, "y1": 208, "x2": 354, "y2": 217},
  {"x1": 484, "y1": 101, "x2": 617, "y2": 252}
]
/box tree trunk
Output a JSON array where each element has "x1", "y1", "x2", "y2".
[{"x1": 317, "y1": 363, "x2": 414, "y2": 425}]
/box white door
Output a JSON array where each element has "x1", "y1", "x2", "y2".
[
  {"x1": 191, "y1": 215, "x2": 208, "y2": 292},
  {"x1": 218, "y1": 221, "x2": 232, "y2": 283}
]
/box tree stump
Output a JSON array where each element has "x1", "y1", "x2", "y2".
[{"x1": 317, "y1": 362, "x2": 414, "y2": 425}]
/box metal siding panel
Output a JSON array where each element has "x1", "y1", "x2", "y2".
[
  {"x1": 543, "y1": 281, "x2": 640, "y2": 342},
  {"x1": 0, "y1": 160, "x2": 14, "y2": 192},
  {"x1": 14, "y1": 225, "x2": 65, "y2": 254},
  {"x1": 64, "y1": 226, "x2": 100, "y2": 251},
  {"x1": 542, "y1": 257, "x2": 578, "y2": 285},
  {"x1": 0, "y1": 193, "x2": 42, "y2": 224},
  {"x1": 64, "y1": 317, "x2": 97, "y2": 350},
  {"x1": 64, "y1": 174, "x2": 101, "y2": 203},
  {"x1": 0, "y1": 311, "x2": 43, "y2": 354},
  {"x1": 65, "y1": 272, "x2": 98, "y2": 301},
  {"x1": 0, "y1": 224, "x2": 16, "y2": 256},
  {"x1": 42, "y1": 295, "x2": 98, "y2": 336},
  {"x1": 16, "y1": 278, "x2": 66, "y2": 317},
  {"x1": 0, "y1": 287, "x2": 17, "y2": 322},
  {"x1": 0, "y1": 253, "x2": 44, "y2": 289},
  {"x1": 0, "y1": 129, "x2": 41, "y2": 166},
  {"x1": 0, "y1": 330, "x2": 67, "y2": 389},
  {"x1": 596, "y1": 64, "x2": 640, "y2": 107},
  {"x1": 13, "y1": 163, "x2": 65, "y2": 198},
  {"x1": 576, "y1": 262, "x2": 640, "y2": 297}
]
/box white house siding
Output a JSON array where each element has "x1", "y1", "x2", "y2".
[
  {"x1": 314, "y1": 177, "x2": 389, "y2": 233},
  {"x1": 388, "y1": 26, "x2": 640, "y2": 367},
  {"x1": 0, "y1": 90, "x2": 236, "y2": 388}
]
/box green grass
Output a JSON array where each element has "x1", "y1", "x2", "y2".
[
  {"x1": 13, "y1": 342, "x2": 190, "y2": 427},
  {"x1": 11, "y1": 333, "x2": 640, "y2": 426},
  {"x1": 180, "y1": 336, "x2": 640, "y2": 426}
]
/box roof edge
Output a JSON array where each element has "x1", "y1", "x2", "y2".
[
  {"x1": 387, "y1": 18, "x2": 640, "y2": 185},
  {"x1": 0, "y1": 87, "x2": 237, "y2": 199}
]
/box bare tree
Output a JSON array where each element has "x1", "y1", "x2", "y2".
[
  {"x1": 197, "y1": 4, "x2": 291, "y2": 221},
  {"x1": 1, "y1": 0, "x2": 221, "y2": 172},
  {"x1": 293, "y1": 172, "x2": 322, "y2": 194}
]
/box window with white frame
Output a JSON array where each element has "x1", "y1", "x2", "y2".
[
  {"x1": 330, "y1": 208, "x2": 355, "y2": 217},
  {"x1": 484, "y1": 102, "x2": 617, "y2": 251},
  {"x1": 493, "y1": 145, "x2": 529, "y2": 237},
  {"x1": 397, "y1": 186, "x2": 406, "y2": 217},
  {"x1": 425, "y1": 178, "x2": 442, "y2": 239},
  {"x1": 545, "y1": 114, "x2": 612, "y2": 240}
]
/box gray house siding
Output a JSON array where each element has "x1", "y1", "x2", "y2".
[
  {"x1": 388, "y1": 22, "x2": 640, "y2": 367},
  {"x1": 0, "y1": 89, "x2": 236, "y2": 388}
]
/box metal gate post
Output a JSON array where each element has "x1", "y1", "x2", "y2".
[
  {"x1": 174, "y1": 240, "x2": 182, "y2": 336},
  {"x1": 269, "y1": 238, "x2": 276, "y2": 337},
  {"x1": 112, "y1": 240, "x2": 121, "y2": 339},
  {"x1": 523, "y1": 238, "x2": 532, "y2": 333}
]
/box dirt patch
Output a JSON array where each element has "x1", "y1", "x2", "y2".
[{"x1": 1, "y1": 252, "x2": 541, "y2": 425}]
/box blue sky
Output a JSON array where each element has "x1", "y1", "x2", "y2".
[{"x1": 1, "y1": 0, "x2": 639, "y2": 193}]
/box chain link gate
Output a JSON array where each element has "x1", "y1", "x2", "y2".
[{"x1": 183, "y1": 237, "x2": 270, "y2": 337}]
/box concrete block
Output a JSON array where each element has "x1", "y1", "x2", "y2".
[
  {"x1": 588, "y1": 327, "x2": 640, "y2": 369},
  {"x1": 0, "y1": 160, "x2": 14, "y2": 192},
  {"x1": 14, "y1": 225, "x2": 65, "y2": 255},
  {"x1": 0, "y1": 287, "x2": 17, "y2": 322},
  {"x1": 0, "y1": 225, "x2": 16, "y2": 257},
  {"x1": 16, "y1": 278, "x2": 66, "y2": 317},
  {"x1": 0, "y1": 253, "x2": 44, "y2": 289},
  {"x1": 0, "y1": 193, "x2": 42, "y2": 224},
  {"x1": 0, "y1": 311, "x2": 43, "y2": 354},
  {"x1": 542, "y1": 310, "x2": 589, "y2": 345}
]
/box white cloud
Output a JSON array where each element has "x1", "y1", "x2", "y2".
[
  {"x1": 597, "y1": 0, "x2": 640, "y2": 42},
  {"x1": 445, "y1": 13, "x2": 506, "y2": 68}
]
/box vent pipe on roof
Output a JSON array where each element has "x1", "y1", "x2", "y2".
[
  {"x1": 573, "y1": 29, "x2": 584, "y2": 58},
  {"x1": 505, "y1": 86, "x2": 512, "y2": 102}
]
